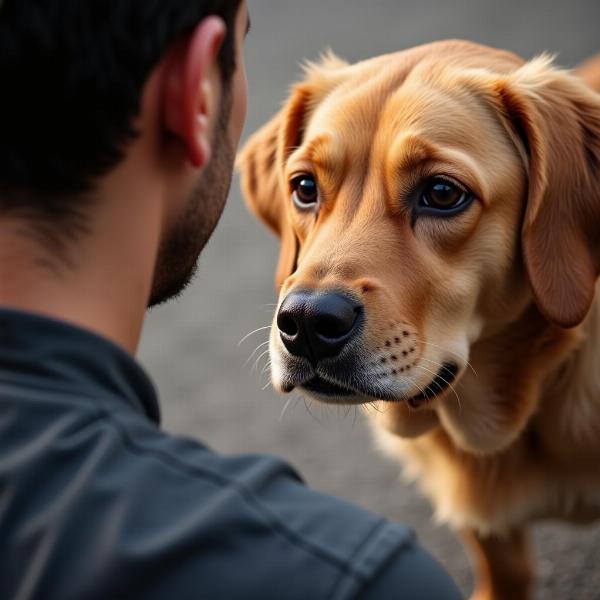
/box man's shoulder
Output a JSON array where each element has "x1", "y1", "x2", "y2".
[
  {"x1": 99, "y1": 410, "x2": 419, "y2": 595},
  {"x1": 0, "y1": 394, "x2": 416, "y2": 599}
]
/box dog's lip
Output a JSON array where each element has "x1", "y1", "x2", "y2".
[
  {"x1": 301, "y1": 375, "x2": 358, "y2": 397},
  {"x1": 407, "y1": 362, "x2": 460, "y2": 407},
  {"x1": 296, "y1": 373, "x2": 401, "y2": 403},
  {"x1": 285, "y1": 362, "x2": 461, "y2": 404}
]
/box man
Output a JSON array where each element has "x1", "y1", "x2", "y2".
[{"x1": 0, "y1": 1, "x2": 461, "y2": 598}]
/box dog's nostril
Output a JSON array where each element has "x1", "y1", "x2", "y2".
[
  {"x1": 278, "y1": 314, "x2": 299, "y2": 336},
  {"x1": 316, "y1": 305, "x2": 362, "y2": 340},
  {"x1": 311, "y1": 297, "x2": 360, "y2": 341},
  {"x1": 314, "y1": 317, "x2": 339, "y2": 339},
  {"x1": 314, "y1": 314, "x2": 353, "y2": 339}
]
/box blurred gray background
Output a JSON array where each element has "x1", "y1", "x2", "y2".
[{"x1": 139, "y1": 1, "x2": 600, "y2": 597}]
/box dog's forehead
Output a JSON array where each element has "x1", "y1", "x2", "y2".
[
  {"x1": 302, "y1": 58, "x2": 498, "y2": 165},
  {"x1": 380, "y1": 71, "x2": 495, "y2": 149}
]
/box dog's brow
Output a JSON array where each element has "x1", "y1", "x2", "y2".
[
  {"x1": 392, "y1": 135, "x2": 437, "y2": 172},
  {"x1": 304, "y1": 134, "x2": 344, "y2": 171}
]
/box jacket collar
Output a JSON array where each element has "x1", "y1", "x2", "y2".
[{"x1": 0, "y1": 307, "x2": 160, "y2": 424}]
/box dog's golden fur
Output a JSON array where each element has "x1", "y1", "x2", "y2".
[{"x1": 238, "y1": 40, "x2": 600, "y2": 599}]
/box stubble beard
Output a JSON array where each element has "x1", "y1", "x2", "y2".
[{"x1": 149, "y1": 89, "x2": 234, "y2": 308}]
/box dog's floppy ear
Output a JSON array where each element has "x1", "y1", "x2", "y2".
[
  {"x1": 237, "y1": 89, "x2": 307, "y2": 289},
  {"x1": 237, "y1": 109, "x2": 295, "y2": 290},
  {"x1": 494, "y1": 58, "x2": 600, "y2": 327},
  {"x1": 238, "y1": 52, "x2": 348, "y2": 290}
]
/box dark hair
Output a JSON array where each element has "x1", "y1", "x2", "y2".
[{"x1": 0, "y1": 0, "x2": 243, "y2": 215}]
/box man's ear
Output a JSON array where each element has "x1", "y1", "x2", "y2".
[
  {"x1": 238, "y1": 52, "x2": 348, "y2": 290},
  {"x1": 163, "y1": 17, "x2": 226, "y2": 168},
  {"x1": 493, "y1": 58, "x2": 600, "y2": 327}
]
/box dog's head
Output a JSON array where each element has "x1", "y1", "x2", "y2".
[{"x1": 238, "y1": 40, "x2": 600, "y2": 452}]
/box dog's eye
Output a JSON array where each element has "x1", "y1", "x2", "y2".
[
  {"x1": 292, "y1": 175, "x2": 320, "y2": 210},
  {"x1": 420, "y1": 177, "x2": 472, "y2": 212}
]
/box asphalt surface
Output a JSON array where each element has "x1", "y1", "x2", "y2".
[{"x1": 139, "y1": 1, "x2": 600, "y2": 598}]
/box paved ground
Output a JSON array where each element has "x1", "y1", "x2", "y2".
[{"x1": 139, "y1": 1, "x2": 600, "y2": 597}]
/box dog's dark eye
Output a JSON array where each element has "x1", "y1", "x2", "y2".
[
  {"x1": 292, "y1": 175, "x2": 319, "y2": 210},
  {"x1": 420, "y1": 177, "x2": 472, "y2": 212}
]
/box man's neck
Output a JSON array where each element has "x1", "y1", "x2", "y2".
[
  {"x1": 0, "y1": 220, "x2": 152, "y2": 353},
  {"x1": 0, "y1": 153, "x2": 165, "y2": 354}
]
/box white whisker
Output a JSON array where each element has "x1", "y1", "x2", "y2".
[
  {"x1": 252, "y1": 349, "x2": 271, "y2": 374},
  {"x1": 238, "y1": 326, "x2": 272, "y2": 347},
  {"x1": 304, "y1": 399, "x2": 323, "y2": 424},
  {"x1": 369, "y1": 401, "x2": 384, "y2": 414},
  {"x1": 415, "y1": 364, "x2": 462, "y2": 411},
  {"x1": 413, "y1": 337, "x2": 478, "y2": 376},
  {"x1": 260, "y1": 361, "x2": 272, "y2": 378},
  {"x1": 244, "y1": 340, "x2": 270, "y2": 368},
  {"x1": 418, "y1": 356, "x2": 448, "y2": 370},
  {"x1": 403, "y1": 375, "x2": 428, "y2": 408},
  {"x1": 279, "y1": 396, "x2": 294, "y2": 421}
]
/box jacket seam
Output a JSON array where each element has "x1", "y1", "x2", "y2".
[
  {"x1": 101, "y1": 410, "x2": 380, "y2": 587},
  {"x1": 327, "y1": 520, "x2": 387, "y2": 600}
]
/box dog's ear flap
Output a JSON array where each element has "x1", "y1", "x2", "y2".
[
  {"x1": 495, "y1": 58, "x2": 600, "y2": 327},
  {"x1": 237, "y1": 109, "x2": 298, "y2": 289},
  {"x1": 238, "y1": 52, "x2": 348, "y2": 290},
  {"x1": 238, "y1": 113, "x2": 287, "y2": 238},
  {"x1": 237, "y1": 86, "x2": 311, "y2": 289}
]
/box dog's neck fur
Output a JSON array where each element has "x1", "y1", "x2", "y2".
[
  {"x1": 436, "y1": 298, "x2": 583, "y2": 456},
  {"x1": 533, "y1": 285, "x2": 600, "y2": 463}
]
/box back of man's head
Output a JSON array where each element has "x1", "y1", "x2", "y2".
[{"x1": 0, "y1": 0, "x2": 242, "y2": 221}]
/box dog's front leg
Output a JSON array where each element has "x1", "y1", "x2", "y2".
[{"x1": 462, "y1": 528, "x2": 534, "y2": 600}]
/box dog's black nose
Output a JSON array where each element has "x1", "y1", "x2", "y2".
[{"x1": 277, "y1": 291, "x2": 363, "y2": 363}]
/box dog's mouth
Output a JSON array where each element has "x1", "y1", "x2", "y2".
[
  {"x1": 297, "y1": 362, "x2": 460, "y2": 405},
  {"x1": 302, "y1": 375, "x2": 358, "y2": 398},
  {"x1": 407, "y1": 363, "x2": 460, "y2": 408}
]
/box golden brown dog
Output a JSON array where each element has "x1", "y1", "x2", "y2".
[{"x1": 237, "y1": 40, "x2": 600, "y2": 600}]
